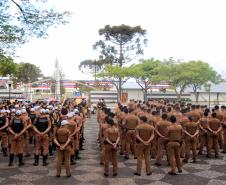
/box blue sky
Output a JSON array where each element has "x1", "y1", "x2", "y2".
[{"x1": 14, "y1": 0, "x2": 226, "y2": 79}]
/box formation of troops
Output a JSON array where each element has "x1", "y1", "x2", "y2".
[
  {"x1": 1, "y1": 97, "x2": 226, "y2": 178},
  {"x1": 0, "y1": 99, "x2": 90, "y2": 177},
  {"x1": 97, "y1": 99, "x2": 226, "y2": 177}
]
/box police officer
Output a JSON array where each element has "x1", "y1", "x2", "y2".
[
  {"x1": 104, "y1": 116, "x2": 120, "y2": 177},
  {"x1": 198, "y1": 111, "x2": 209, "y2": 155},
  {"x1": 67, "y1": 112, "x2": 77, "y2": 165},
  {"x1": 33, "y1": 109, "x2": 51, "y2": 166},
  {"x1": 183, "y1": 116, "x2": 199, "y2": 163},
  {"x1": 54, "y1": 120, "x2": 71, "y2": 177},
  {"x1": 21, "y1": 109, "x2": 32, "y2": 157},
  {"x1": 207, "y1": 112, "x2": 222, "y2": 158},
  {"x1": 0, "y1": 109, "x2": 9, "y2": 157},
  {"x1": 73, "y1": 109, "x2": 82, "y2": 160},
  {"x1": 29, "y1": 108, "x2": 37, "y2": 144},
  {"x1": 134, "y1": 116, "x2": 154, "y2": 176},
  {"x1": 155, "y1": 113, "x2": 171, "y2": 166},
  {"x1": 8, "y1": 110, "x2": 27, "y2": 166},
  {"x1": 124, "y1": 109, "x2": 139, "y2": 159},
  {"x1": 99, "y1": 115, "x2": 109, "y2": 165},
  {"x1": 167, "y1": 115, "x2": 183, "y2": 175}
]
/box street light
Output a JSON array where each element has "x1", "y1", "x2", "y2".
[
  {"x1": 206, "y1": 82, "x2": 211, "y2": 109},
  {"x1": 8, "y1": 80, "x2": 13, "y2": 102}
]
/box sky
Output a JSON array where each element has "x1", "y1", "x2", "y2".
[{"x1": 14, "y1": 0, "x2": 226, "y2": 80}]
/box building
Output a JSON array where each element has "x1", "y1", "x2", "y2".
[
  {"x1": 186, "y1": 82, "x2": 226, "y2": 105},
  {"x1": 0, "y1": 77, "x2": 23, "y2": 101}
]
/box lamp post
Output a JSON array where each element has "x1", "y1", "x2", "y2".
[
  {"x1": 8, "y1": 80, "x2": 13, "y2": 101},
  {"x1": 206, "y1": 82, "x2": 211, "y2": 108}
]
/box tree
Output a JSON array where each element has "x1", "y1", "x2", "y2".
[
  {"x1": 97, "y1": 65, "x2": 132, "y2": 102},
  {"x1": 0, "y1": 0, "x2": 70, "y2": 54},
  {"x1": 155, "y1": 58, "x2": 191, "y2": 100},
  {"x1": 130, "y1": 59, "x2": 161, "y2": 102},
  {"x1": 0, "y1": 53, "x2": 17, "y2": 76},
  {"x1": 185, "y1": 61, "x2": 221, "y2": 103},
  {"x1": 79, "y1": 58, "x2": 111, "y2": 81},
  {"x1": 15, "y1": 62, "x2": 43, "y2": 83},
  {"x1": 94, "y1": 24, "x2": 148, "y2": 100}
]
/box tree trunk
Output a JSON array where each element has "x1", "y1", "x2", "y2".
[
  {"x1": 143, "y1": 88, "x2": 147, "y2": 102},
  {"x1": 195, "y1": 92, "x2": 199, "y2": 103},
  {"x1": 217, "y1": 92, "x2": 220, "y2": 105},
  {"x1": 118, "y1": 78, "x2": 122, "y2": 102},
  {"x1": 175, "y1": 90, "x2": 182, "y2": 102}
]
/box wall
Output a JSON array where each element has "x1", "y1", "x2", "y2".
[
  {"x1": 190, "y1": 92, "x2": 226, "y2": 105},
  {"x1": 126, "y1": 89, "x2": 144, "y2": 101}
]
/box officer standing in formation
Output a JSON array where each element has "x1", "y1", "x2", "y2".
[
  {"x1": 97, "y1": 100, "x2": 226, "y2": 176},
  {"x1": 0, "y1": 99, "x2": 88, "y2": 177}
]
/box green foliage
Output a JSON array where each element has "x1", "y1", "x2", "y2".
[
  {"x1": 155, "y1": 59, "x2": 188, "y2": 94},
  {"x1": 0, "y1": 0, "x2": 70, "y2": 54},
  {"x1": 131, "y1": 59, "x2": 161, "y2": 86},
  {"x1": 93, "y1": 24, "x2": 147, "y2": 101},
  {"x1": 15, "y1": 62, "x2": 43, "y2": 83},
  {"x1": 94, "y1": 24, "x2": 147, "y2": 66},
  {"x1": 185, "y1": 61, "x2": 220, "y2": 91},
  {"x1": 129, "y1": 58, "x2": 161, "y2": 101},
  {"x1": 155, "y1": 58, "x2": 220, "y2": 100},
  {"x1": 97, "y1": 65, "x2": 132, "y2": 101},
  {"x1": 0, "y1": 53, "x2": 17, "y2": 76},
  {"x1": 97, "y1": 65, "x2": 132, "y2": 80}
]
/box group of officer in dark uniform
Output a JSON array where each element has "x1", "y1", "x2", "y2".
[{"x1": 0, "y1": 99, "x2": 88, "y2": 177}]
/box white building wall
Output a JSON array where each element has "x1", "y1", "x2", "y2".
[
  {"x1": 126, "y1": 89, "x2": 144, "y2": 101},
  {"x1": 190, "y1": 92, "x2": 226, "y2": 105}
]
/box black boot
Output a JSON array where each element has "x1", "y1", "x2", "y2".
[
  {"x1": 33, "y1": 155, "x2": 39, "y2": 166},
  {"x1": 18, "y1": 154, "x2": 24, "y2": 167},
  {"x1": 2, "y1": 148, "x2": 8, "y2": 157},
  {"x1": 49, "y1": 145, "x2": 53, "y2": 156},
  {"x1": 43, "y1": 155, "x2": 48, "y2": 166},
  {"x1": 8, "y1": 154, "x2": 14, "y2": 166},
  {"x1": 71, "y1": 155, "x2": 76, "y2": 165}
]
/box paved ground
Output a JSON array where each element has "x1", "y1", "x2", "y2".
[{"x1": 0, "y1": 116, "x2": 226, "y2": 185}]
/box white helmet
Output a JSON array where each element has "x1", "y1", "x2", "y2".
[
  {"x1": 47, "y1": 105, "x2": 53, "y2": 110},
  {"x1": 16, "y1": 110, "x2": 22, "y2": 115},
  {"x1": 21, "y1": 109, "x2": 27, "y2": 114},
  {"x1": 40, "y1": 109, "x2": 45, "y2": 114},
  {"x1": 67, "y1": 113, "x2": 74, "y2": 118},
  {"x1": 6, "y1": 110, "x2": 10, "y2": 114},
  {"x1": 11, "y1": 109, "x2": 16, "y2": 113},
  {"x1": 45, "y1": 109, "x2": 49, "y2": 114},
  {"x1": 30, "y1": 108, "x2": 35, "y2": 112},
  {"x1": 61, "y1": 120, "x2": 69, "y2": 126},
  {"x1": 73, "y1": 109, "x2": 79, "y2": 114},
  {"x1": 34, "y1": 106, "x2": 40, "y2": 110},
  {"x1": 1, "y1": 109, "x2": 6, "y2": 114}
]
